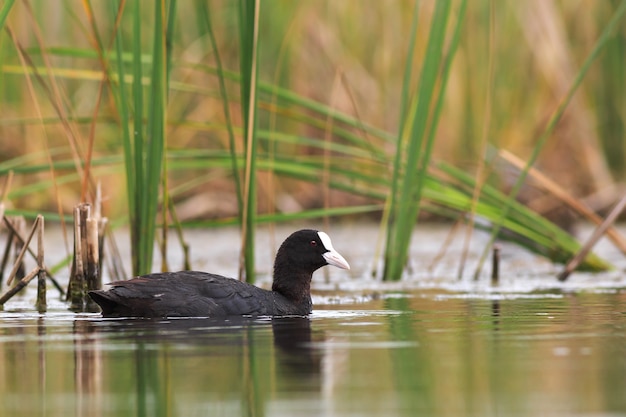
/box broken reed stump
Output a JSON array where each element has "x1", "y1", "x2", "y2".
[
  {"x1": 491, "y1": 244, "x2": 500, "y2": 285},
  {"x1": 0, "y1": 213, "x2": 47, "y2": 312},
  {"x1": 37, "y1": 215, "x2": 46, "y2": 311},
  {"x1": 0, "y1": 220, "x2": 13, "y2": 288},
  {"x1": 67, "y1": 203, "x2": 105, "y2": 312},
  {"x1": 0, "y1": 214, "x2": 64, "y2": 296},
  {"x1": 0, "y1": 217, "x2": 27, "y2": 288},
  {"x1": 11, "y1": 217, "x2": 26, "y2": 281},
  {"x1": 0, "y1": 203, "x2": 7, "y2": 287}
]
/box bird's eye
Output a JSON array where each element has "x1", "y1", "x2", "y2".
[{"x1": 310, "y1": 240, "x2": 317, "y2": 246}]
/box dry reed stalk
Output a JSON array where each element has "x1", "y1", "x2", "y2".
[
  {"x1": 558, "y1": 194, "x2": 626, "y2": 281},
  {"x1": 69, "y1": 204, "x2": 89, "y2": 311},
  {"x1": 0, "y1": 203, "x2": 9, "y2": 286},
  {"x1": 94, "y1": 184, "x2": 105, "y2": 285},
  {"x1": 103, "y1": 222, "x2": 125, "y2": 282},
  {"x1": 498, "y1": 149, "x2": 626, "y2": 255},
  {"x1": 85, "y1": 217, "x2": 100, "y2": 307},
  {"x1": 11, "y1": 217, "x2": 26, "y2": 281},
  {"x1": 427, "y1": 218, "x2": 463, "y2": 276},
  {"x1": 36, "y1": 215, "x2": 45, "y2": 312},
  {"x1": 68, "y1": 202, "x2": 106, "y2": 312},
  {"x1": 0, "y1": 215, "x2": 45, "y2": 309},
  {"x1": 1, "y1": 216, "x2": 63, "y2": 295},
  {"x1": 0, "y1": 268, "x2": 40, "y2": 306},
  {"x1": 68, "y1": 205, "x2": 86, "y2": 310},
  {"x1": 491, "y1": 245, "x2": 500, "y2": 285},
  {"x1": 6, "y1": 217, "x2": 30, "y2": 286},
  {"x1": 516, "y1": 0, "x2": 613, "y2": 191},
  {"x1": 0, "y1": 172, "x2": 12, "y2": 202}
]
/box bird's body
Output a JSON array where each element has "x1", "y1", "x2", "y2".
[
  {"x1": 89, "y1": 271, "x2": 310, "y2": 317},
  {"x1": 89, "y1": 229, "x2": 349, "y2": 318}
]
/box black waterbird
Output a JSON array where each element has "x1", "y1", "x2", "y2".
[{"x1": 89, "y1": 229, "x2": 350, "y2": 318}]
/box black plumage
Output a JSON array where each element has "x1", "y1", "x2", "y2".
[{"x1": 89, "y1": 229, "x2": 349, "y2": 318}]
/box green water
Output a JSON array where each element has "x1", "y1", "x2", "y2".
[{"x1": 0, "y1": 290, "x2": 625, "y2": 417}]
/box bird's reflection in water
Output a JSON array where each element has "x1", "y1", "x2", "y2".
[
  {"x1": 83, "y1": 315, "x2": 320, "y2": 368},
  {"x1": 272, "y1": 316, "x2": 321, "y2": 378},
  {"x1": 85, "y1": 315, "x2": 322, "y2": 377},
  {"x1": 73, "y1": 315, "x2": 323, "y2": 413}
]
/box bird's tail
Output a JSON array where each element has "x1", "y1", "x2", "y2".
[{"x1": 88, "y1": 290, "x2": 125, "y2": 317}]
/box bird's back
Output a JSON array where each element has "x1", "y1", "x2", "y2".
[{"x1": 89, "y1": 271, "x2": 289, "y2": 318}]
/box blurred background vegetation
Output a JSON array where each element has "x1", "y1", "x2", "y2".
[{"x1": 0, "y1": 0, "x2": 625, "y2": 278}]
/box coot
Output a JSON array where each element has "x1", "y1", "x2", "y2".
[{"x1": 88, "y1": 229, "x2": 349, "y2": 318}]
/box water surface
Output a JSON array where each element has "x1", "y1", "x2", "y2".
[
  {"x1": 1, "y1": 224, "x2": 626, "y2": 416},
  {"x1": 0, "y1": 290, "x2": 625, "y2": 417}
]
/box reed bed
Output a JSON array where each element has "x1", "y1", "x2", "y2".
[{"x1": 0, "y1": 1, "x2": 624, "y2": 281}]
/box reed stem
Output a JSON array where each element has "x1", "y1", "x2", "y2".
[{"x1": 238, "y1": 0, "x2": 261, "y2": 283}]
